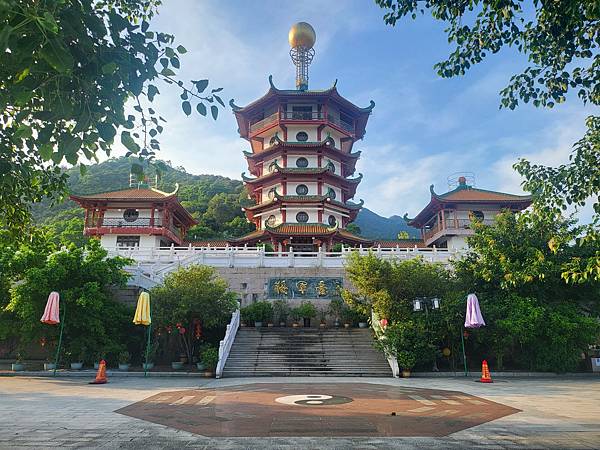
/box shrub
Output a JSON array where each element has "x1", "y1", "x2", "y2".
[
  {"x1": 272, "y1": 299, "x2": 290, "y2": 323},
  {"x1": 241, "y1": 301, "x2": 273, "y2": 324},
  {"x1": 297, "y1": 301, "x2": 317, "y2": 319},
  {"x1": 200, "y1": 345, "x2": 219, "y2": 369}
]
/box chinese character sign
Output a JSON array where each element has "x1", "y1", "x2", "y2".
[{"x1": 268, "y1": 278, "x2": 343, "y2": 299}]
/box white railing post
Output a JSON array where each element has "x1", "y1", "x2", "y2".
[
  {"x1": 216, "y1": 304, "x2": 240, "y2": 378},
  {"x1": 288, "y1": 246, "x2": 294, "y2": 267},
  {"x1": 318, "y1": 246, "x2": 324, "y2": 267}
]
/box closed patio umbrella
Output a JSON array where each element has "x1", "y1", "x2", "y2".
[
  {"x1": 461, "y1": 293, "x2": 486, "y2": 376},
  {"x1": 40, "y1": 292, "x2": 64, "y2": 376},
  {"x1": 133, "y1": 291, "x2": 152, "y2": 376}
]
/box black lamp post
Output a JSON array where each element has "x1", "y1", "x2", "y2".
[{"x1": 412, "y1": 297, "x2": 441, "y2": 371}]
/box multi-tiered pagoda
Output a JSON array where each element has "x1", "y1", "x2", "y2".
[{"x1": 228, "y1": 22, "x2": 374, "y2": 252}]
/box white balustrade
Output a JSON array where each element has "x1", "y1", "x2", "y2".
[{"x1": 216, "y1": 306, "x2": 240, "y2": 378}]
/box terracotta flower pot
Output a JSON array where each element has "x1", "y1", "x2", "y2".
[
  {"x1": 344, "y1": 323, "x2": 351, "y2": 329},
  {"x1": 402, "y1": 370, "x2": 411, "y2": 378}
]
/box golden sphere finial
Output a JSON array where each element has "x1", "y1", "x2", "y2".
[{"x1": 288, "y1": 22, "x2": 316, "y2": 49}]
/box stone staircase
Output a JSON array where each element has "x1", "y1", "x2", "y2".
[{"x1": 223, "y1": 327, "x2": 392, "y2": 377}]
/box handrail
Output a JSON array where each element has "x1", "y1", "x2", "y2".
[{"x1": 216, "y1": 305, "x2": 240, "y2": 378}]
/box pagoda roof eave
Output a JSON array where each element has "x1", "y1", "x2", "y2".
[
  {"x1": 408, "y1": 184, "x2": 533, "y2": 227},
  {"x1": 230, "y1": 76, "x2": 375, "y2": 117}
]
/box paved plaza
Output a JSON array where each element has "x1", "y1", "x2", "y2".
[{"x1": 0, "y1": 376, "x2": 599, "y2": 449}]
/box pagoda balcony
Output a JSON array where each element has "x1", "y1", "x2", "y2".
[
  {"x1": 249, "y1": 111, "x2": 354, "y2": 135},
  {"x1": 85, "y1": 217, "x2": 183, "y2": 241},
  {"x1": 423, "y1": 218, "x2": 495, "y2": 244}
]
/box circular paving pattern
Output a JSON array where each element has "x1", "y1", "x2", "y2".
[{"x1": 116, "y1": 383, "x2": 520, "y2": 437}]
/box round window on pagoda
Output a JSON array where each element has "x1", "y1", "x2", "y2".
[
  {"x1": 296, "y1": 131, "x2": 309, "y2": 142},
  {"x1": 296, "y1": 211, "x2": 309, "y2": 223},
  {"x1": 296, "y1": 157, "x2": 309, "y2": 168},
  {"x1": 266, "y1": 215, "x2": 277, "y2": 227},
  {"x1": 470, "y1": 210, "x2": 485, "y2": 222},
  {"x1": 268, "y1": 159, "x2": 278, "y2": 172},
  {"x1": 123, "y1": 209, "x2": 139, "y2": 222},
  {"x1": 328, "y1": 215, "x2": 337, "y2": 226},
  {"x1": 326, "y1": 161, "x2": 335, "y2": 173},
  {"x1": 296, "y1": 184, "x2": 309, "y2": 196},
  {"x1": 268, "y1": 187, "x2": 277, "y2": 200},
  {"x1": 327, "y1": 187, "x2": 336, "y2": 199}
]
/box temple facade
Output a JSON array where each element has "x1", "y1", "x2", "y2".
[{"x1": 408, "y1": 176, "x2": 532, "y2": 249}]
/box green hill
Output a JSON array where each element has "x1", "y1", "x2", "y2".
[{"x1": 32, "y1": 156, "x2": 420, "y2": 242}]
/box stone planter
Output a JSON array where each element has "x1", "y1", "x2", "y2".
[
  {"x1": 44, "y1": 363, "x2": 56, "y2": 371},
  {"x1": 93, "y1": 362, "x2": 100, "y2": 370},
  {"x1": 319, "y1": 322, "x2": 326, "y2": 329},
  {"x1": 254, "y1": 321, "x2": 263, "y2": 328},
  {"x1": 267, "y1": 323, "x2": 274, "y2": 328},
  {"x1": 142, "y1": 362, "x2": 154, "y2": 370},
  {"x1": 118, "y1": 363, "x2": 130, "y2": 371},
  {"x1": 70, "y1": 362, "x2": 83, "y2": 370},
  {"x1": 12, "y1": 363, "x2": 25, "y2": 372},
  {"x1": 344, "y1": 323, "x2": 351, "y2": 329},
  {"x1": 171, "y1": 361, "x2": 184, "y2": 370},
  {"x1": 196, "y1": 362, "x2": 206, "y2": 371},
  {"x1": 358, "y1": 322, "x2": 368, "y2": 328}
]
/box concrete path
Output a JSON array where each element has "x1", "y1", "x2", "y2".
[{"x1": 0, "y1": 376, "x2": 598, "y2": 449}]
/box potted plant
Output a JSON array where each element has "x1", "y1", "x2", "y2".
[
  {"x1": 342, "y1": 307, "x2": 354, "y2": 329},
  {"x1": 12, "y1": 351, "x2": 25, "y2": 372},
  {"x1": 118, "y1": 351, "x2": 130, "y2": 371},
  {"x1": 298, "y1": 301, "x2": 317, "y2": 328},
  {"x1": 142, "y1": 344, "x2": 157, "y2": 370},
  {"x1": 44, "y1": 357, "x2": 56, "y2": 371},
  {"x1": 328, "y1": 298, "x2": 345, "y2": 328},
  {"x1": 318, "y1": 308, "x2": 327, "y2": 329},
  {"x1": 290, "y1": 307, "x2": 301, "y2": 328},
  {"x1": 273, "y1": 299, "x2": 290, "y2": 327},
  {"x1": 397, "y1": 351, "x2": 417, "y2": 378},
  {"x1": 171, "y1": 360, "x2": 184, "y2": 370},
  {"x1": 69, "y1": 347, "x2": 85, "y2": 370},
  {"x1": 200, "y1": 344, "x2": 219, "y2": 377},
  {"x1": 252, "y1": 301, "x2": 273, "y2": 328},
  {"x1": 357, "y1": 311, "x2": 369, "y2": 328}
]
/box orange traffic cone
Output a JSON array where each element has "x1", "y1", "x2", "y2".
[
  {"x1": 480, "y1": 360, "x2": 493, "y2": 383},
  {"x1": 89, "y1": 359, "x2": 107, "y2": 384}
]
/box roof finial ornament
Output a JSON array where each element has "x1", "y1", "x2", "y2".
[{"x1": 288, "y1": 22, "x2": 316, "y2": 91}]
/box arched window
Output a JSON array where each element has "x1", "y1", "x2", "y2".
[
  {"x1": 296, "y1": 184, "x2": 309, "y2": 195},
  {"x1": 266, "y1": 215, "x2": 277, "y2": 227},
  {"x1": 327, "y1": 187, "x2": 336, "y2": 199},
  {"x1": 328, "y1": 215, "x2": 337, "y2": 226},
  {"x1": 123, "y1": 209, "x2": 139, "y2": 222},
  {"x1": 326, "y1": 161, "x2": 335, "y2": 173},
  {"x1": 268, "y1": 187, "x2": 277, "y2": 200},
  {"x1": 296, "y1": 157, "x2": 309, "y2": 168},
  {"x1": 296, "y1": 211, "x2": 309, "y2": 223},
  {"x1": 295, "y1": 131, "x2": 308, "y2": 142},
  {"x1": 470, "y1": 210, "x2": 485, "y2": 222},
  {"x1": 268, "y1": 160, "x2": 278, "y2": 172}
]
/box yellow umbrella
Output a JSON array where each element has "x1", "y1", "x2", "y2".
[
  {"x1": 133, "y1": 291, "x2": 152, "y2": 376},
  {"x1": 133, "y1": 291, "x2": 151, "y2": 325}
]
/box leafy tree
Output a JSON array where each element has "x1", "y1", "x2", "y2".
[
  {"x1": 346, "y1": 223, "x2": 361, "y2": 235},
  {"x1": 376, "y1": 0, "x2": 600, "y2": 281},
  {"x1": 151, "y1": 265, "x2": 238, "y2": 362},
  {"x1": 4, "y1": 239, "x2": 135, "y2": 364},
  {"x1": 1, "y1": 0, "x2": 224, "y2": 236}
]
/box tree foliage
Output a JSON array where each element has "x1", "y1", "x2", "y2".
[
  {"x1": 3, "y1": 238, "x2": 135, "y2": 364},
  {"x1": 151, "y1": 265, "x2": 238, "y2": 362},
  {"x1": 1, "y1": 0, "x2": 224, "y2": 236},
  {"x1": 376, "y1": 0, "x2": 600, "y2": 281}
]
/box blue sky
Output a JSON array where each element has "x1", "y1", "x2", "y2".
[{"x1": 139, "y1": 0, "x2": 592, "y2": 219}]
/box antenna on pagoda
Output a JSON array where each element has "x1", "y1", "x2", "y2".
[{"x1": 289, "y1": 22, "x2": 316, "y2": 91}]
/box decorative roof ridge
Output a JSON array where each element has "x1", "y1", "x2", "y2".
[
  {"x1": 430, "y1": 183, "x2": 532, "y2": 201},
  {"x1": 70, "y1": 185, "x2": 177, "y2": 199}
]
